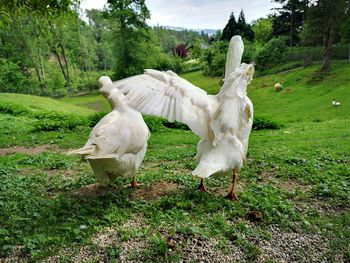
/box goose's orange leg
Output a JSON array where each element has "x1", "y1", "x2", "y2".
[
  {"x1": 130, "y1": 175, "x2": 140, "y2": 188},
  {"x1": 225, "y1": 169, "x2": 239, "y2": 201},
  {"x1": 198, "y1": 178, "x2": 207, "y2": 192}
]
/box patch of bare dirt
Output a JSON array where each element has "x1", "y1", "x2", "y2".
[
  {"x1": 295, "y1": 199, "x2": 350, "y2": 216},
  {"x1": 0, "y1": 145, "x2": 60, "y2": 155},
  {"x1": 258, "y1": 171, "x2": 311, "y2": 193},
  {"x1": 69, "y1": 183, "x2": 116, "y2": 198},
  {"x1": 278, "y1": 180, "x2": 312, "y2": 192},
  {"x1": 131, "y1": 181, "x2": 179, "y2": 200}
]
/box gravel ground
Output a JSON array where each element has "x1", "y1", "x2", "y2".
[
  {"x1": 163, "y1": 234, "x2": 244, "y2": 263},
  {"x1": 257, "y1": 224, "x2": 331, "y2": 263},
  {"x1": 3, "y1": 219, "x2": 345, "y2": 262}
]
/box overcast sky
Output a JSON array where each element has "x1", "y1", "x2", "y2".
[{"x1": 80, "y1": 0, "x2": 279, "y2": 29}]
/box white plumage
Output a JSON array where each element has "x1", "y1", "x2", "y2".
[
  {"x1": 112, "y1": 35, "x2": 254, "y2": 200},
  {"x1": 70, "y1": 76, "x2": 150, "y2": 186},
  {"x1": 332, "y1": 99, "x2": 341, "y2": 107}
]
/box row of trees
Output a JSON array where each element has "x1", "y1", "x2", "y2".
[
  {"x1": 201, "y1": 0, "x2": 350, "y2": 76},
  {"x1": 0, "y1": 0, "x2": 211, "y2": 95},
  {"x1": 0, "y1": 0, "x2": 349, "y2": 96}
]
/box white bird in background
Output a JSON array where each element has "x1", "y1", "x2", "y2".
[
  {"x1": 332, "y1": 98, "x2": 341, "y2": 107},
  {"x1": 112, "y1": 35, "x2": 254, "y2": 200},
  {"x1": 70, "y1": 76, "x2": 150, "y2": 187}
]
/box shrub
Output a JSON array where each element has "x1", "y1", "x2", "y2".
[
  {"x1": 33, "y1": 112, "x2": 88, "y2": 131},
  {"x1": 255, "y1": 37, "x2": 288, "y2": 69},
  {"x1": 253, "y1": 116, "x2": 283, "y2": 130},
  {"x1": 0, "y1": 102, "x2": 31, "y2": 116},
  {"x1": 162, "y1": 120, "x2": 190, "y2": 130},
  {"x1": 0, "y1": 59, "x2": 28, "y2": 93},
  {"x1": 19, "y1": 152, "x2": 75, "y2": 169},
  {"x1": 88, "y1": 112, "x2": 107, "y2": 127},
  {"x1": 143, "y1": 116, "x2": 165, "y2": 132}
]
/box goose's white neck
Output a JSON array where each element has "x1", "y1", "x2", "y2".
[{"x1": 108, "y1": 90, "x2": 126, "y2": 112}]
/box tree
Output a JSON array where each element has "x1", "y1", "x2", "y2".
[
  {"x1": 237, "y1": 10, "x2": 254, "y2": 41},
  {"x1": 340, "y1": 12, "x2": 350, "y2": 43},
  {"x1": 300, "y1": 0, "x2": 349, "y2": 70},
  {"x1": 255, "y1": 37, "x2": 288, "y2": 69},
  {"x1": 105, "y1": 0, "x2": 151, "y2": 79},
  {"x1": 221, "y1": 10, "x2": 254, "y2": 42},
  {"x1": 201, "y1": 41, "x2": 228, "y2": 76},
  {"x1": 272, "y1": 0, "x2": 310, "y2": 47},
  {"x1": 174, "y1": 43, "x2": 187, "y2": 58},
  {"x1": 319, "y1": 0, "x2": 347, "y2": 71},
  {"x1": 252, "y1": 17, "x2": 273, "y2": 45},
  {"x1": 0, "y1": 0, "x2": 80, "y2": 93},
  {"x1": 221, "y1": 12, "x2": 238, "y2": 41},
  {"x1": 86, "y1": 9, "x2": 115, "y2": 70}
]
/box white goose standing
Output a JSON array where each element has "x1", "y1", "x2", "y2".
[
  {"x1": 70, "y1": 76, "x2": 150, "y2": 187},
  {"x1": 113, "y1": 36, "x2": 254, "y2": 200}
]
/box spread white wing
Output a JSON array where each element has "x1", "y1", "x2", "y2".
[{"x1": 112, "y1": 69, "x2": 213, "y2": 140}]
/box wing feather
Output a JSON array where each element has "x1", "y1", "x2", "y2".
[{"x1": 113, "y1": 70, "x2": 212, "y2": 139}]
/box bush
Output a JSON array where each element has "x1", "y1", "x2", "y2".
[
  {"x1": 253, "y1": 116, "x2": 283, "y2": 130},
  {"x1": 143, "y1": 116, "x2": 165, "y2": 132},
  {"x1": 33, "y1": 112, "x2": 88, "y2": 131},
  {"x1": 162, "y1": 120, "x2": 190, "y2": 130},
  {"x1": 88, "y1": 112, "x2": 107, "y2": 127},
  {"x1": 201, "y1": 41, "x2": 228, "y2": 77},
  {"x1": 255, "y1": 37, "x2": 288, "y2": 70},
  {"x1": 0, "y1": 102, "x2": 31, "y2": 116},
  {"x1": 0, "y1": 59, "x2": 28, "y2": 93}
]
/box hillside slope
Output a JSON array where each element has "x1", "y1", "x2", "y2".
[
  {"x1": 3, "y1": 61, "x2": 348, "y2": 123},
  {"x1": 0, "y1": 93, "x2": 96, "y2": 116},
  {"x1": 248, "y1": 61, "x2": 350, "y2": 123},
  {"x1": 182, "y1": 61, "x2": 350, "y2": 123}
]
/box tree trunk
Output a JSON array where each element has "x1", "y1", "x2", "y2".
[
  {"x1": 321, "y1": 0, "x2": 341, "y2": 71},
  {"x1": 60, "y1": 43, "x2": 70, "y2": 84},
  {"x1": 33, "y1": 63, "x2": 47, "y2": 93},
  {"x1": 290, "y1": 6, "x2": 295, "y2": 47},
  {"x1": 53, "y1": 48, "x2": 69, "y2": 83}
]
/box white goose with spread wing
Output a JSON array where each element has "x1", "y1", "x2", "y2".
[
  {"x1": 113, "y1": 36, "x2": 254, "y2": 200},
  {"x1": 70, "y1": 76, "x2": 150, "y2": 187}
]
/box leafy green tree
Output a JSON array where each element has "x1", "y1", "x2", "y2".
[
  {"x1": 255, "y1": 37, "x2": 288, "y2": 69},
  {"x1": 252, "y1": 17, "x2": 273, "y2": 45},
  {"x1": 340, "y1": 13, "x2": 350, "y2": 43},
  {"x1": 300, "y1": 0, "x2": 349, "y2": 70},
  {"x1": 86, "y1": 9, "x2": 115, "y2": 70},
  {"x1": 0, "y1": 58, "x2": 28, "y2": 93},
  {"x1": 105, "y1": 0, "x2": 151, "y2": 79},
  {"x1": 202, "y1": 41, "x2": 228, "y2": 76}
]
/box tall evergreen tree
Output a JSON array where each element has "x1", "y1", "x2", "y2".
[
  {"x1": 221, "y1": 10, "x2": 254, "y2": 41},
  {"x1": 221, "y1": 12, "x2": 237, "y2": 41},
  {"x1": 237, "y1": 10, "x2": 254, "y2": 41},
  {"x1": 272, "y1": 0, "x2": 309, "y2": 47}
]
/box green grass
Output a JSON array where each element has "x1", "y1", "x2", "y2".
[
  {"x1": 249, "y1": 61, "x2": 350, "y2": 123},
  {"x1": 0, "y1": 61, "x2": 349, "y2": 262},
  {"x1": 0, "y1": 93, "x2": 96, "y2": 116},
  {"x1": 60, "y1": 93, "x2": 111, "y2": 112}
]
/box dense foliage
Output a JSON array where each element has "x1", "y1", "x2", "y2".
[{"x1": 0, "y1": 0, "x2": 349, "y2": 93}]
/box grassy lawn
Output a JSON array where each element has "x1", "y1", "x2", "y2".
[{"x1": 0, "y1": 62, "x2": 349, "y2": 262}]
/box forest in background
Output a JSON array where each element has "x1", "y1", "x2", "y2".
[{"x1": 0, "y1": 0, "x2": 349, "y2": 97}]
